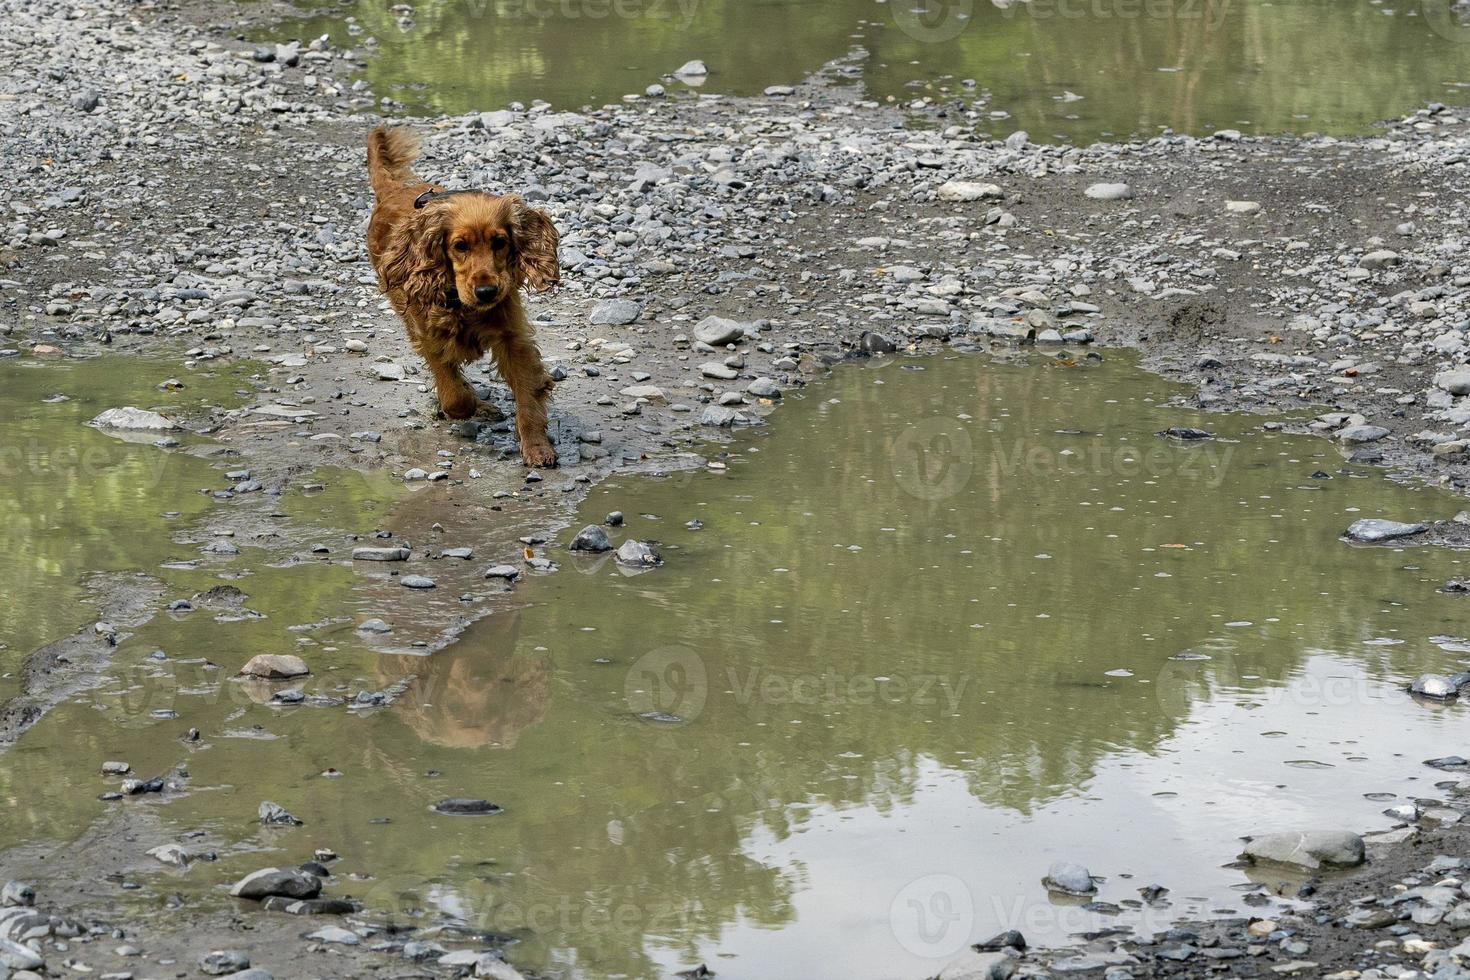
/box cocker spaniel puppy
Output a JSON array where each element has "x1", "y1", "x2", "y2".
[{"x1": 366, "y1": 126, "x2": 560, "y2": 467}]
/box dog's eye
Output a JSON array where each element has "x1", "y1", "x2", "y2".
[
  {"x1": 451, "y1": 241, "x2": 470, "y2": 253},
  {"x1": 490, "y1": 235, "x2": 508, "y2": 250}
]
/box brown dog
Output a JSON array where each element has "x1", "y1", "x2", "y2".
[{"x1": 366, "y1": 126, "x2": 560, "y2": 467}]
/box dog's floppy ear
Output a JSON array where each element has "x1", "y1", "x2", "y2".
[
  {"x1": 509, "y1": 197, "x2": 560, "y2": 293},
  {"x1": 379, "y1": 205, "x2": 449, "y2": 307}
]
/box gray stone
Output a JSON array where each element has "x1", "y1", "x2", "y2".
[
  {"x1": 1360, "y1": 249, "x2": 1403, "y2": 270},
  {"x1": 589, "y1": 299, "x2": 641, "y2": 325},
  {"x1": 146, "y1": 843, "x2": 192, "y2": 867},
  {"x1": 400, "y1": 575, "x2": 436, "y2": 589},
  {"x1": 1043, "y1": 861, "x2": 1096, "y2": 895},
  {"x1": 0, "y1": 934, "x2": 44, "y2": 971},
  {"x1": 1241, "y1": 831, "x2": 1365, "y2": 869},
  {"x1": 1337, "y1": 424, "x2": 1390, "y2": 444},
  {"x1": 937, "y1": 181, "x2": 1003, "y2": 202},
  {"x1": 693, "y1": 316, "x2": 749, "y2": 347},
  {"x1": 258, "y1": 801, "x2": 302, "y2": 825},
  {"x1": 200, "y1": 950, "x2": 250, "y2": 975},
  {"x1": 1412, "y1": 674, "x2": 1461, "y2": 699},
  {"x1": 89, "y1": 407, "x2": 177, "y2": 431},
  {"x1": 239, "y1": 655, "x2": 309, "y2": 679},
  {"x1": 352, "y1": 547, "x2": 410, "y2": 561},
  {"x1": 1344, "y1": 519, "x2": 1429, "y2": 543},
  {"x1": 936, "y1": 949, "x2": 1018, "y2": 980},
  {"x1": 570, "y1": 525, "x2": 612, "y2": 553},
  {"x1": 1436, "y1": 369, "x2": 1470, "y2": 395},
  {"x1": 615, "y1": 539, "x2": 660, "y2": 568},
  {"x1": 307, "y1": 926, "x2": 359, "y2": 945},
  {"x1": 1084, "y1": 182, "x2": 1132, "y2": 201},
  {"x1": 0, "y1": 882, "x2": 34, "y2": 908},
  {"x1": 700, "y1": 362, "x2": 739, "y2": 380},
  {"x1": 746, "y1": 378, "x2": 781, "y2": 398},
  {"x1": 229, "y1": 867, "x2": 322, "y2": 900}
]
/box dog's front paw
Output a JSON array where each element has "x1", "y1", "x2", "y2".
[
  {"x1": 440, "y1": 393, "x2": 478, "y2": 420},
  {"x1": 521, "y1": 440, "x2": 557, "y2": 468}
]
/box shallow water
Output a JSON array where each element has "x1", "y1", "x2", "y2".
[
  {"x1": 0, "y1": 357, "x2": 258, "y2": 678},
  {"x1": 276, "y1": 0, "x2": 1470, "y2": 141},
  {"x1": 5, "y1": 351, "x2": 1470, "y2": 978}
]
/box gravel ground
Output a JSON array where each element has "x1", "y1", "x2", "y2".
[{"x1": 4, "y1": 0, "x2": 1470, "y2": 976}]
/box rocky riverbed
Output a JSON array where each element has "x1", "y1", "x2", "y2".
[{"x1": 4, "y1": 0, "x2": 1470, "y2": 976}]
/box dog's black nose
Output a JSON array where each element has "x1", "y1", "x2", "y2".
[{"x1": 474, "y1": 285, "x2": 500, "y2": 304}]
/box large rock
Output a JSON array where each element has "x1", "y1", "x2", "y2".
[
  {"x1": 569, "y1": 525, "x2": 612, "y2": 553},
  {"x1": 0, "y1": 934, "x2": 44, "y2": 971},
  {"x1": 229, "y1": 867, "x2": 322, "y2": 900},
  {"x1": 352, "y1": 546, "x2": 410, "y2": 561},
  {"x1": 240, "y1": 655, "x2": 309, "y2": 679},
  {"x1": 937, "y1": 181, "x2": 1003, "y2": 202},
  {"x1": 201, "y1": 950, "x2": 251, "y2": 975},
  {"x1": 1084, "y1": 182, "x2": 1132, "y2": 201},
  {"x1": 1359, "y1": 249, "x2": 1402, "y2": 270},
  {"x1": 89, "y1": 407, "x2": 178, "y2": 430},
  {"x1": 1436, "y1": 369, "x2": 1470, "y2": 396},
  {"x1": 1344, "y1": 519, "x2": 1429, "y2": 543},
  {"x1": 1241, "y1": 831, "x2": 1365, "y2": 869},
  {"x1": 1337, "y1": 424, "x2": 1390, "y2": 444},
  {"x1": 1042, "y1": 861, "x2": 1096, "y2": 895},
  {"x1": 615, "y1": 540, "x2": 660, "y2": 568},
  {"x1": 693, "y1": 316, "x2": 750, "y2": 347},
  {"x1": 589, "y1": 299, "x2": 641, "y2": 326}
]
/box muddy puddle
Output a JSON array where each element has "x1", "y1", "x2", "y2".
[
  {"x1": 5, "y1": 350, "x2": 1470, "y2": 978},
  {"x1": 272, "y1": 0, "x2": 1470, "y2": 141}
]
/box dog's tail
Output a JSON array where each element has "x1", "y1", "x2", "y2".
[{"x1": 367, "y1": 126, "x2": 422, "y2": 197}]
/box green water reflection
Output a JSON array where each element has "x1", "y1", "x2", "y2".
[
  {"x1": 0, "y1": 357, "x2": 255, "y2": 665},
  {"x1": 4, "y1": 352, "x2": 1470, "y2": 979},
  {"x1": 276, "y1": 0, "x2": 1470, "y2": 140}
]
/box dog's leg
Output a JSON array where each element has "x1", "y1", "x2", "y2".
[
  {"x1": 488, "y1": 332, "x2": 556, "y2": 467},
  {"x1": 426, "y1": 353, "x2": 478, "y2": 420}
]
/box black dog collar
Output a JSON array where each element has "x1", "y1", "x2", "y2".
[{"x1": 414, "y1": 188, "x2": 487, "y2": 209}]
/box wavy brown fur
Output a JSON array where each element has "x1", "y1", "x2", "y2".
[{"x1": 365, "y1": 125, "x2": 561, "y2": 467}]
